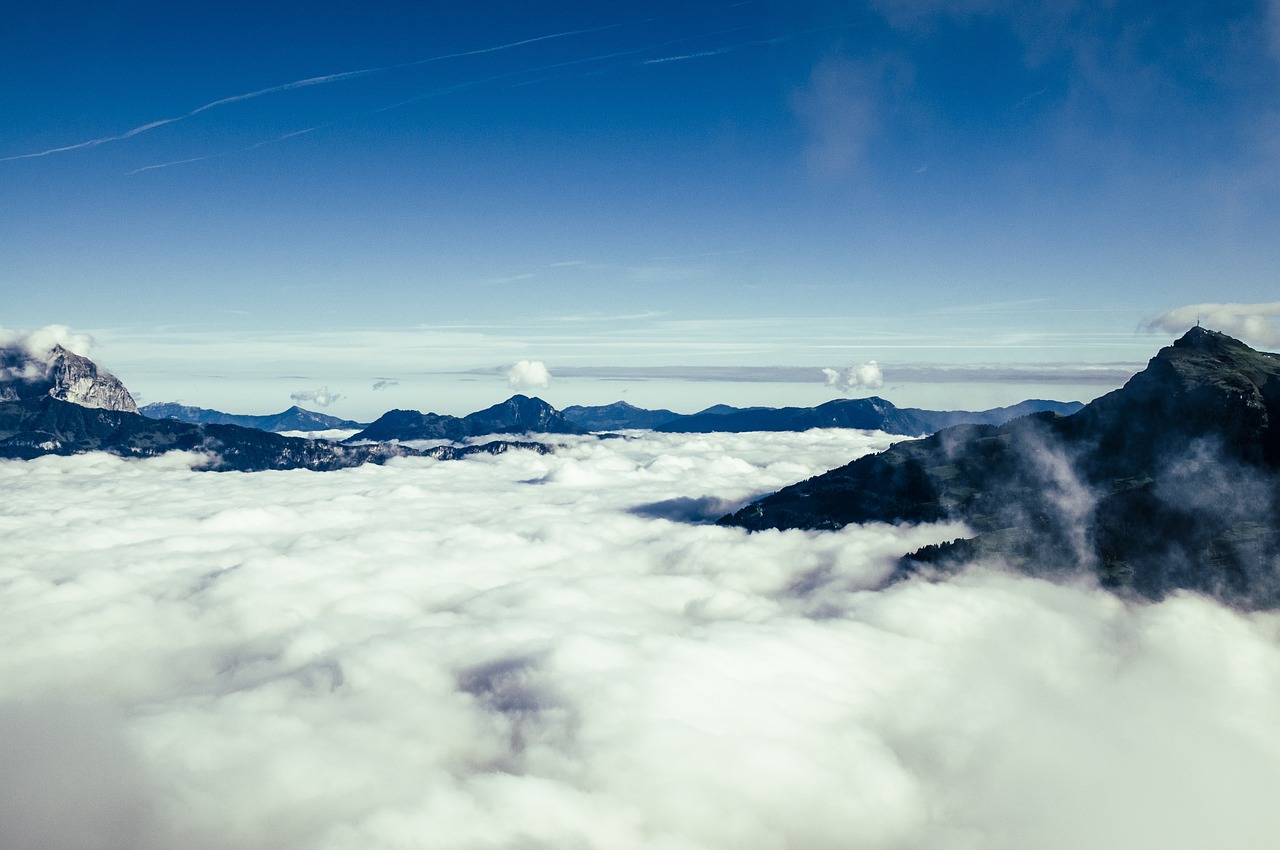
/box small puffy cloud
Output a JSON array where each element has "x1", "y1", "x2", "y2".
[
  {"x1": 290, "y1": 386, "x2": 343, "y2": 408},
  {"x1": 506, "y1": 359, "x2": 551, "y2": 390},
  {"x1": 371, "y1": 380, "x2": 398, "y2": 391},
  {"x1": 823, "y1": 360, "x2": 885, "y2": 394},
  {"x1": 1142, "y1": 302, "x2": 1280, "y2": 349}
]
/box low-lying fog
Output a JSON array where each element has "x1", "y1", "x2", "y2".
[{"x1": 3, "y1": 430, "x2": 1279, "y2": 850}]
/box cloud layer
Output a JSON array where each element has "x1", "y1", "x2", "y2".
[{"x1": 3, "y1": 431, "x2": 1280, "y2": 849}]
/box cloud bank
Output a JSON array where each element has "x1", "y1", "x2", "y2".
[
  {"x1": 823, "y1": 360, "x2": 885, "y2": 393},
  {"x1": 3, "y1": 431, "x2": 1280, "y2": 849},
  {"x1": 506, "y1": 359, "x2": 552, "y2": 390},
  {"x1": 1143, "y1": 302, "x2": 1280, "y2": 349}
]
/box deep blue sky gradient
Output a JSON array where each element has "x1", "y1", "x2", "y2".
[{"x1": 4, "y1": 1, "x2": 1279, "y2": 413}]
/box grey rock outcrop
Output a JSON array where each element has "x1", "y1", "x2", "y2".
[{"x1": 46, "y1": 345, "x2": 139, "y2": 413}]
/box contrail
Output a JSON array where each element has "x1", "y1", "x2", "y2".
[
  {"x1": 121, "y1": 15, "x2": 847, "y2": 176},
  {"x1": 127, "y1": 127, "x2": 319, "y2": 175},
  {"x1": 370, "y1": 27, "x2": 751, "y2": 114},
  {"x1": 1, "y1": 23, "x2": 625, "y2": 163},
  {"x1": 643, "y1": 26, "x2": 847, "y2": 64},
  {"x1": 129, "y1": 26, "x2": 757, "y2": 174}
]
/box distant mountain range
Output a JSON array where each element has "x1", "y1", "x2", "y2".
[
  {"x1": 0, "y1": 335, "x2": 1089, "y2": 477},
  {"x1": 0, "y1": 350, "x2": 552, "y2": 471},
  {"x1": 140, "y1": 402, "x2": 365, "y2": 432},
  {"x1": 1, "y1": 338, "x2": 1094, "y2": 471},
  {"x1": 0, "y1": 395, "x2": 550, "y2": 471},
  {"x1": 721, "y1": 327, "x2": 1280, "y2": 609},
  {"x1": 349, "y1": 396, "x2": 1083, "y2": 442},
  {"x1": 561, "y1": 397, "x2": 1083, "y2": 435}
]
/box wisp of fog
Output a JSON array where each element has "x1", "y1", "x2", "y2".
[{"x1": 2, "y1": 430, "x2": 1279, "y2": 850}]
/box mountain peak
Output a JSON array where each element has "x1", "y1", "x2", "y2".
[
  {"x1": 46, "y1": 347, "x2": 139, "y2": 413},
  {"x1": 1171, "y1": 325, "x2": 1249, "y2": 351},
  {"x1": 0, "y1": 342, "x2": 139, "y2": 413},
  {"x1": 720, "y1": 329, "x2": 1280, "y2": 607}
]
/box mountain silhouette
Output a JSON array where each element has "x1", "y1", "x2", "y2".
[{"x1": 720, "y1": 328, "x2": 1280, "y2": 609}]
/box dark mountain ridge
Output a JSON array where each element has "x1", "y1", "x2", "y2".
[
  {"x1": 348, "y1": 394, "x2": 586, "y2": 443},
  {"x1": 562, "y1": 401, "x2": 682, "y2": 430},
  {"x1": 562, "y1": 397, "x2": 1083, "y2": 434},
  {"x1": 720, "y1": 328, "x2": 1280, "y2": 609},
  {"x1": 141, "y1": 402, "x2": 365, "y2": 432},
  {"x1": 0, "y1": 395, "x2": 550, "y2": 471}
]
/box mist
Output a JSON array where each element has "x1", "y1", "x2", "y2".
[{"x1": 3, "y1": 430, "x2": 1279, "y2": 849}]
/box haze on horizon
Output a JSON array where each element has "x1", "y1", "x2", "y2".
[{"x1": 4, "y1": 1, "x2": 1280, "y2": 415}]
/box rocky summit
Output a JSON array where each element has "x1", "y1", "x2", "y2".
[
  {"x1": 720, "y1": 328, "x2": 1280, "y2": 609},
  {"x1": 0, "y1": 343, "x2": 138, "y2": 413}
]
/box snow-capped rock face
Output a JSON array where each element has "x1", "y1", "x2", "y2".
[
  {"x1": 0, "y1": 344, "x2": 140, "y2": 413},
  {"x1": 46, "y1": 345, "x2": 139, "y2": 413}
]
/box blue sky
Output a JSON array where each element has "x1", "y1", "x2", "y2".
[{"x1": 4, "y1": 1, "x2": 1280, "y2": 416}]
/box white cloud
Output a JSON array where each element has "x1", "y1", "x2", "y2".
[
  {"x1": 506, "y1": 359, "x2": 552, "y2": 390},
  {"x1": 0, "y1": 324, "x2": 94, "y2": 382},
  {"x1": 3, "y1": 431, "x2": 1280, "y2": 849},
  {"x1": 290, "y1": 386, "x2": 343, "y2": 407},
  {"x1": 823, "y1": 360, "x2": 885, "y2": 394},
  {"x1": 1141, "y1": 301, "x2": 1280, "y2": 349},
  {"x1": 371, "y1": 380, "x2": 399, "y2": 391},
  {"x1": 790, "y1": 58, "x2": 881, "y2": 179}
]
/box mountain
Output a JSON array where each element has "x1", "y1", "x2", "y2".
[
  {"x1": 562, "y1": 401, "x2": 681, "y2": 430},
  {"x1": 654, "y1": 397, "x2": 1083, "y2": 435},
  {"x1": 0, "y1": 344, "x2": 138, "y2": 413},
  {"x1": 349, "y1": 409, "x2": 471, "y2": 442},
  {"x1": 657, "y1": 397, "x2": 924, "y2": 433},
  {"x1": 348, "y1": 395, "x2": 586, "y2": 442},
  {"x1": 0, "y1": 348, "x2": 552, "y2": 471},
  {"x1": 901, "y1": 399, "x2": 1084, "y2": 432},
  {"x1": 463, "y1": 394, "x2": 586, "y2": 436},
  {"x1": 140, "y1": 403, "x2": 365, "y2": 432},
  {"x1": 0, "y1": 395, "x2": 550, "y2": 471},
  {"x1": 694, "y1": 404, "x2": 758, "y2": 416},
  {"x1": 720, "y1": 328, "x2": 1280, "y2": 609}
]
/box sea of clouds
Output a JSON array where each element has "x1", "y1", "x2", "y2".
[{"x1": 3, "y1": 429, "x2": 1280, "y2": 850}]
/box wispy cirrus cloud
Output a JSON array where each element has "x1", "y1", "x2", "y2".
[{"x1": 1, "y1": 23, "x2": 626, "y2": 163}]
